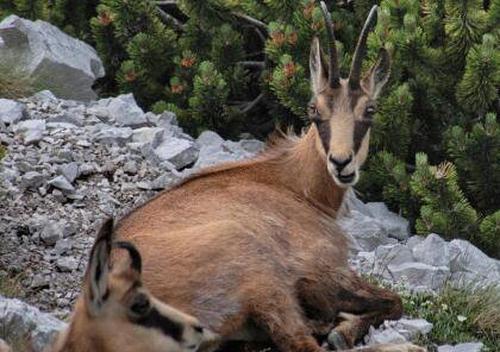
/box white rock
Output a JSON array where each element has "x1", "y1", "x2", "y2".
[
  {"x1": 154, "y1": 137, "x2": 199, "y2": 169},
  {"x1": 365, "y1": 202, "x2": 410, "y2": 240},
  {"x1": 392, "y1": 318, "x2": 433, "y2": 339},
  {"x1": 338, "y1": 210, "x2": 397, "y2": 252},
  {"x1": 238, "y1": 139, "x2": 265, "y2": 154},
  {"x1": 0, "y1": 99, "x2": 26, "y2": 125},
  {"x1": 413, "y1": 233, "x2": 450, "y2": 267},
  {"x1": 365, "y1": 326, "x2": 407, "y2": 345},
  {"x1": 48, "y1": 175, "x2": 75, "y2": 193},
  {"x1": 373, "y1": 244, "x2": 415, "y2": 279},
  {"x1": 58, "y1": 162, "x2": 79, "y2": 183},
  {"x1": 448, "y1": 239, "x2": 500, "y2": 288},
  {"x1": 56, "y1": 256, "x2": 78, "y2": 272},
  {"x1": 92, "y1": 125, "x2": 133, "y2": 144},
  {"x1": 194, "y1": 145, "x2": 237, "y2": 169},
  {"x1": 131, "y1": 127, "x2": 164, "y2": 148},
  {"x1": 21, "y1": 171, "x2": 44, "y2": 189},
  {"x1": 405, "y1": 236, "x2": 424, "y2": 249},
  {"x1": 196, "y1": 130, "x2": 224, "y2": 148},
  {"x1": 437, "y1": 342, "x2": 484, "y2": 352},
  {"x1": 0, "y1": 296, "x2": 66, "y2": 352},
  {"x1": 388, "y1": 262, "x2": 450, "y2": 292},
  {"x1": 40, "y1": 221, "x2": 63, "y2": 245},
  {"x1": 0, "y1": 16, "x2": 104, "y2": 101},
  {"x1": 89, "y1": 94, "x2": 146, "y2": 126},
  {"x1": 13, "y1": 119, "x2": 46, "y2": 144}
]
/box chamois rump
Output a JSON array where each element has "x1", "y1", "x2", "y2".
[
  {"x1": 112, "y1": 3, "x2": 424, "y2": 352},
  {"x1": 49, "y1": 219, "x2": 214, "y2": 352}
]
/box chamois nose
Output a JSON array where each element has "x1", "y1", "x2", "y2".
[
  {"x1": 329, "y1": 154, "x2": 352, "y2": 172},
  {"x1": 194, "y1": 324, "x2": 204, "y2": 334}
]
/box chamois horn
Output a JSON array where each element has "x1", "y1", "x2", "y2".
[
  {"x1": 348, "y1": 5, "x2": 378, "y2": 89},
  {"x1": 318, "y1": 1, "x2": 341, "y2": 88}
]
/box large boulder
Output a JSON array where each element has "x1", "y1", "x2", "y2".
[
  {"x1": 0, "y1": 15, "x2": 104, "y2": 101},
  {"x1": 0, "y1": 296, "x2": 66, "y2": 352}
]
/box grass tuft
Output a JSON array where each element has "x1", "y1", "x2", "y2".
[{"x1": 401, "y1": 285, "x2": 500, "y2": 351}]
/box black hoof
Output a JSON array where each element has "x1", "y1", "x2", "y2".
[{"x1": 327, "y1": 330, "x2": 349, "y2": 351}]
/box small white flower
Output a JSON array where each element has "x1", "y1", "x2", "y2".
[
  {"x1": 441, "y1": 303, "x2": 448, "y2": 310},
  {"x1": 457, "y1": 315, "x2": 467, "y2": 322}
]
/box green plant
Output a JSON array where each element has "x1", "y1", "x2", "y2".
[{"x1": 401, "y1": 285, "x2": 500, "y2": 351}]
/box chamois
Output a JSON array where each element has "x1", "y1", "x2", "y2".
[
  {"x1": 49, "y1": 219, "x2": 214, "y2": 352},
  {"x1": 110, "y1": 3, "x2": 425, "y2": 352}
]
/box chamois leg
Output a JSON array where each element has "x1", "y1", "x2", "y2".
[
  {"x1": 297, "y1": 269, "x2": 403, "y2": 350},
  {"x1": 249, "y1": 286, "x2": 324, "y2": 352}
]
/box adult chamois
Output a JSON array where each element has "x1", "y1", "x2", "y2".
[
  {"x1": 49, "y1": 219, "x2": 214, "y2": 352},
  {"x1": 113, "y1": 3, "x2": 425, "y2": 352}
]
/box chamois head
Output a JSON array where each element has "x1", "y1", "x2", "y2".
[
  {"x1": 50, "y1": 219, "x2": 211, "y2": 352},
  {"x1": 309, "y1": 2, "x2": 390, "y2": 187}
]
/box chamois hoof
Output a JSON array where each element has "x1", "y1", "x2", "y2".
[{"x1": 327, "y1": 330, "x2": 348, "y2": 350}]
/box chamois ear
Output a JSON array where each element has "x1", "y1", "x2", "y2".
[
  {"x1": 309, "y1": 37, "x2": 328, "y2": 95},
  {"x1": 113, "y1": 241, "x2": 142, "y2": 274},
  {"x1": 361, "y1": 48, "x2": 391, "y2": 99},
  {"x1": 85, "y1": 218, "x2": 114, "y2": 317}
]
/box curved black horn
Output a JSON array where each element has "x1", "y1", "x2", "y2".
[
  {"x1": 318, "y1": 1, "x2": 341, "y2": 88},
  {"x1": 114, "y1": 241, "x2": 142, "y2": 273},
  {"x1": 348, "y1": 5, "x2": 378, "y2": 89}
]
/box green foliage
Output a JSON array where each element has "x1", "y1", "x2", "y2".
[
  {"x1": 410, "y1": 153, "x2": 478, "y2": 239},
  {"x1": 479, "y1": 211, "x2": 500, "y2": 258},
  {"x1": 401, "y1": 285, "x2": 500, "y2": 350},
  {"x1": 445, "y1": 114, "x2": 500, "y2": 212},
  {"x1": 456, "y1": 34, "x2": 499, "y2": 115}
]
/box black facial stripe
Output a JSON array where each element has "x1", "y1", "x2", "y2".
[
  {"x1": 133, "y1": 307, "x2": 184, "y2": 342},
  {"x1": 315, "y1": 120, "x2": 331, "y2": 152},
  {"x1": 353, "y1": 120, "x2": 371, "y2": 152}
]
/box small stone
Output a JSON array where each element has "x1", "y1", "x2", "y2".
[
  {"x1": 52, "y1": 189, "x2": 66, "y2": 203},
  {"x1": 0, "y1": 99, "x2": 27, "y2": 124},
  {"x1": 58, "y1": 162, "x2": 79, "y2": 183},
  {"x1": 393, "y1": 318, "x2": 433, "y2": 339},
  {"x1": 21, "y1": 171, "x2": 44, "y2": 189},
  {"x1": 31, "y1": 274, "x2": 50, "y2": 289},
  {"x1": 154, "y1": 137, "x2": 199, "y2": 169},
  {"x1": 123, "y1": 160, "x2": 138, "y2": 175},
  {"x1": 40, "y1": 221, "x2": 63, "y2": 246},
  {"x1": 366, "y1": 326, "x2": 407, "y2": 345},
  {"x1": 56, "y1": 256, "x2": 79, "y2": 272},
  {"x1": 13, "y1": 119, "x2": 46, "y2": 144},
  {"x1": 132, "y1": 127, "x2": 164, "y2": 148},
  {"x1": 48, "y1": 175, "x2": 75, "y2": 193},
  {"x1": 196, "y1": 130, "x2": 224, "y2": 148},
  {"x1": 92, "y1": 125, "x2": 133, "y2": 144},
  {"x1": 54, "y1": 238, "x2": 73, "y2": 255}
]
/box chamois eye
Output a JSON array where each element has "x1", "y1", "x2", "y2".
[
  {"x1": 365, "y1": 106, "x2": 376, "y2": 116},
  {"x1": 130, "y1": 293, "x2": 151, "y2": 316},
  {"x1": 308, "y1": 103, "x2": 320, "y2": 121}
]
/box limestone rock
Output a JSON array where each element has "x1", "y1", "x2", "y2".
[
  {"x1": 0, "y1": 16, "x2": 104, "y2": 101},
  {"x1": 0, "y1": 99, "x2": 26, "y2": 125},
  {"x1": 0, "y1": 296, "x2": 66, "y2": 352}
]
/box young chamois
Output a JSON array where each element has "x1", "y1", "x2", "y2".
[
  {"x1": 49, "y1": 219, "x2": 214, "y2": 352},
  {"x1": 112, "y1": 3, "x2": 425, "y2": 352}
]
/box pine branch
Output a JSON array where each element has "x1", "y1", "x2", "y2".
[
  {"x1": 238, "y1": 61, "x2": 266, "y2": 69},
  {"x1": 232, "y1": 12, "x2": 268, "y2": 32},
  {"x1": 156, "y1": 6, "x2": 185, "y2": 31},
  {"x1": 241, "y1": 93, "x2": 265, "y2": 113}
]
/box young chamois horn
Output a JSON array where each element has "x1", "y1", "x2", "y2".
[
  {"x1": 114, "y1": 2, "x2": 425, "y2": 352},
  {"x1": 49, "y1": 219, "x2": 214, "y2": 352}
]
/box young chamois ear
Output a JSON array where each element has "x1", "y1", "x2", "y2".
[
  {"x1": 309, "y1": 36, "x2": 329, "y2": 95},
  {"x1": 361, "y1": 48, "x2": 391, "y2": 99},
  {"x1": 84, "y1": 218, "x2": 114, "y2": 317}
]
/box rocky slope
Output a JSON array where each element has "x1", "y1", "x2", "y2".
[{"x1": 0, "y1": 92, "x2": 497, "y2": 352}]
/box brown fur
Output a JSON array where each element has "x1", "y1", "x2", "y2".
[{"x1": 114, "y1": 126, "x2": 421, "y2": 352}]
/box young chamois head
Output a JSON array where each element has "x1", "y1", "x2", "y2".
[
  {"x1": 50, "y1": 219, "x2": 211, "y2": 352},
  {"x1": 309, "y1": 1, "x2": 391, "y2": 187}
]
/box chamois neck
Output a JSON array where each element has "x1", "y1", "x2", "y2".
[{"x1": 266, "y1": 126, "x2": 346, "y2": 214}]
